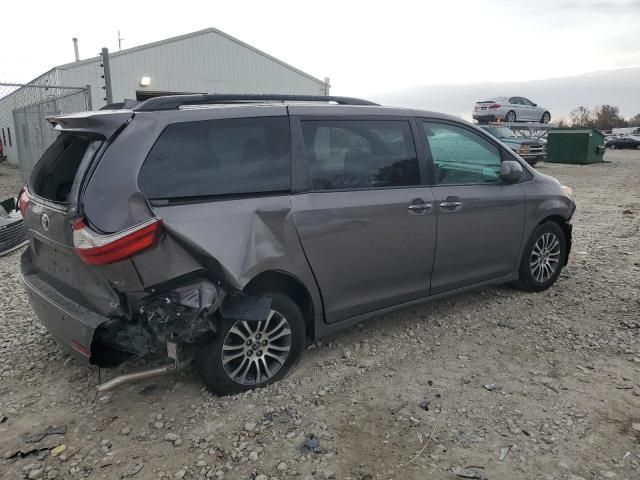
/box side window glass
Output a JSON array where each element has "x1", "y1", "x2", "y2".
[
  {"x1": 301, "y1": 120, "x2": 419, "y2": 190},
  {"x1": 422, "y1": 122, "x2": 502, "y2": 185},
  {"x1": 139, "y1": 117, "x2": 290, "y2": 199}
]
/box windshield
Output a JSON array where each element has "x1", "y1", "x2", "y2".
[{"x1": 483, "y1": 127, "x2": 517, "y2": 139}]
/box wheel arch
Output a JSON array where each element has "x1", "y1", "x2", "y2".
[
  {"x1": 244, "y1": 270, "x2": 316, "y2": 340},
  {"x1": 538, "y1": 215, "x2": 572, "y2": 265}
]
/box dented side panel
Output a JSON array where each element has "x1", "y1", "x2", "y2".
[{"x1": 140, "y1": 195, "x2": 323, "y2": 317}]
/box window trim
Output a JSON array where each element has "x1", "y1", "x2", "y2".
[
  {"x1": 291, "y1": 115, "x2": 427, "y2": 194},
  {"x1": 417, "y1": 118, "x2": 511, "y2": 187}
]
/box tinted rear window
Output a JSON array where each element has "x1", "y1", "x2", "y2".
[{"x1": 139, "y1": 116, "x2": 290, "y2": 199}]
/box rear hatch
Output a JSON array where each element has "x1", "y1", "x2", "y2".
[{"x1": 22, "y1": 113, "x2": 141, "y2": 316}]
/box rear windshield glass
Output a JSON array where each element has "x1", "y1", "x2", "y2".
[
  {"x1": 138, "y1": 116, "x2": 291, "y2": 200},
  {"x1": 29, "y1": 133, "x2": 95, "y2": 204}
]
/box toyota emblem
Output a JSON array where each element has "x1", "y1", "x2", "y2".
[{"x1": 41, "y1": 213, "x2": 50, "y2": 231}]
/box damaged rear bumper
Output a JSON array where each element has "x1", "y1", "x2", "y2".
[
  {"x1": 21, "y1": 251, "x2": 108, "y2": 364},
  {"x1": 22, "y1": 249, "x2": 273, "y2": 368}
]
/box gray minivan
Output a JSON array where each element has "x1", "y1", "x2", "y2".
[{"x1": 19, "y1": 95, "x2": 575, "y2": 394}]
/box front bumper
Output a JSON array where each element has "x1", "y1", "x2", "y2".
[{"x1": 21, "y1": 250, "x2": 108, "y2": 364}]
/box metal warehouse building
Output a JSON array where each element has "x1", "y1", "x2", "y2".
[{"x1": 0, "y1": 28, "x2": 329, "y2": 175}]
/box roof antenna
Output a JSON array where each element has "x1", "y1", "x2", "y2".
[
  {"x1": 72, "y1": 38, "x2": 80, "y2": 62},
  {"x1": 118, "y1": 30, "x2": 124, "y2": 51}
]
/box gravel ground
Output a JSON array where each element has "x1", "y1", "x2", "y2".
[{"x1": 1, "y1": 151, "x2": 639, "y2": 480}]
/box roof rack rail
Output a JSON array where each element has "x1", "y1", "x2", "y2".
[{"x1": 133, "y1": 94, "x2": 379, "y2": 111}]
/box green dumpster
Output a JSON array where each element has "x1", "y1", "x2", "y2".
[{"x1": 546, "y1": 129, "x2": 605, "y2": 164}]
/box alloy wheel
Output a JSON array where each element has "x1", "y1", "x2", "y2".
[
  {"x1": 530, "y1": 232, "x2": 561, "y2": 283},
  {"x1": 506, "y1": 111, "x2": 516, "y2": 122},
  {"x1": 221, "y1": 310, "x2": 292, "y2": 385}
]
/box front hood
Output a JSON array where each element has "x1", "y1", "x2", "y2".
[{"x1": 499, "y1": 138, "x2": 541, "y2": 146}]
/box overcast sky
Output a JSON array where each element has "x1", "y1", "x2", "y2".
[{"x1": 1, "y1": 0, "x2": 639, "y2": 95}]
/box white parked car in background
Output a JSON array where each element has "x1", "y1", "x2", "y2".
[{"x1": 473, "y1": 96, "x2": 551, "y2": 124}]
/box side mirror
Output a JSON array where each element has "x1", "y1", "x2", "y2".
[
  {"x1": 500, "y1": 160, "x2": 523, "y2": 183},
  {"x1": 532, "y1": 103, "x2": 537, "y2": 107}
]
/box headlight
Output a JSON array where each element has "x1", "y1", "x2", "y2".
[{"x1": 561, "y1": 185, "x2": 573, "y2": 198}]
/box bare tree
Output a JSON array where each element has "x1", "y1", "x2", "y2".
[
  {"x1": 592, "y1": 105, "x2": 627, "y2": 130},
  {"x1": 629, "y1": 113, "x2": 640, "y2": 127},
  {"x1": 569, "y1": 106, "x2": 593, "y2": 127}
]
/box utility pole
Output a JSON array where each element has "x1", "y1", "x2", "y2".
[
  {"x1": 100, "y1": 48, "x2": 113, "y2": 105},
  {"x1": 118, "y1": 30, "x2": 124, "y2": 51}
]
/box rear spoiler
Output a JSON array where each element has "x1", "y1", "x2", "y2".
[{"x1": 47, "y1": 110, "x2": 134, "y2": 139}]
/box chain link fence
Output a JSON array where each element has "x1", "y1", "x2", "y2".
[{"x1": 0, "y1": 82, "x2": 92, "y2": 177}]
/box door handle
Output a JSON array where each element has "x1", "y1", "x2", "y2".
[
  {"x1": 440, "y1": 201, "x2": 462, "y2": 208},
  {"x1": 439, "y1": 196, "x2": 463, "y2": 211},
  {"x1": 408, "y1": 199, "x2": 433, "y2": 214}
]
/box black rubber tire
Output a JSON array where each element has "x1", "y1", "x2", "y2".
[
  {"x1": 195, "y1": 292, "x2": 306, "y2": 395},
  {"x1": 609, "y1": 144, "x2": 616, "y2": 150},
  {"x1": 513, "y1": 221, "x2": 567, "y2": 292},
  {"x1": 505, "y1": 110, "x2": 516, "y2": 123},
  {"x1": 541, "y1": 112, "x2": 551, "y2": 123}
]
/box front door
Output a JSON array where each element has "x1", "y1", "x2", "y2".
[
  {"x1": 292, "y1": 118, "x2": 437, "y2": 323},
  {"x1": 419, "y1": 120, "x2": 525, "y2": 294}
]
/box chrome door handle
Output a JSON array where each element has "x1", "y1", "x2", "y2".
[
  {"x1": 439, "y1": 201, "x2": 463, "y2": 210},
  {"x1": 408, "y1": 202, "x2": 433, "y2": 214},
  {"x1": 408, "y1": 203, "x2": 432, "y2": 210}
]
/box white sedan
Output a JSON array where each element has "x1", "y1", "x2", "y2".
[{"x1": 473, "y1": 96, "x2": 551, "y2": 124}]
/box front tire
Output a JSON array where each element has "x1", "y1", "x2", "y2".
[
  {"x1": 609, "y1": 144, "x2": 616, "y2": 150},
  {"x1": 541, "y1": 112, "x2": 551, "y2": 123},
  {"x1": 195, "y1": 292, "x2": 306, "y2": 395},
  {"x1": 514, "y1": 222, "x2": 566, "y2": 292},
  {"x1": 505, "y1": 110, "x2": 516, "y2": 123}
]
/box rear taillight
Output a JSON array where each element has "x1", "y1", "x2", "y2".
[
  {"x1": 18, "y1": 188, "x2": 29, "y2": 216},
  {"x1": 72, "y1": 218, "x2": 162, "y2": 265},
  {"x1": 489, "y1": 104, "x2": 501, "y2": 109}
]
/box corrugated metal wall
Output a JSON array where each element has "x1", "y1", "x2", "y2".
[{"x1": 58, "y1": 29, "x2": 327, "y2": 110}]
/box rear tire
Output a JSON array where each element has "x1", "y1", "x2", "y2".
[
  {"x1": 195, "y1": 292, "x2": 306, "y2": 395},
  {"x1": 609, "y1": 144, "x2": 616, "y2": 150},
  {"x1": 505, "y1": 110, "x2": 516, "y2": 123},
  {"x1": 541, "y1": 112, "x2": 551, "y2": 123},
  {"x1": 514, "y1": 221, "x2": 566, "y2": 292}
]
